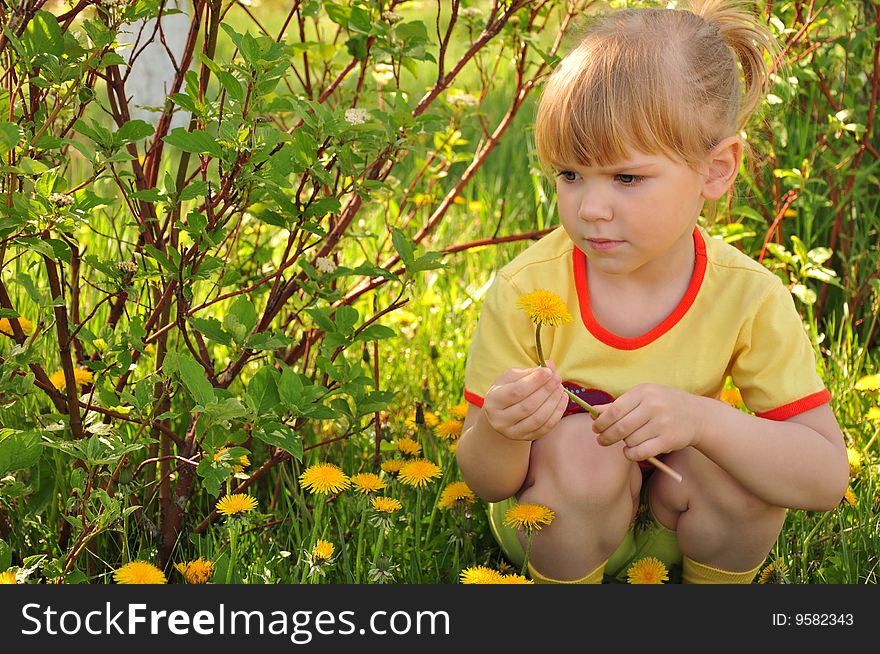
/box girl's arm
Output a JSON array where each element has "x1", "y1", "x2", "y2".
[
  {"x1": 456, "y1": 364, "x2": 569, "y2": 502},
  {"x1": 592, "y1": 385, "x2": 849, "y2": 511},
  {"x1": 687, "y1": 399, "x2": 848, "y2": 511}
]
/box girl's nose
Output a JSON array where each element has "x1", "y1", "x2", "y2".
[{"x1": 577, "y1": 188, "x2": 613, "y2": 222}]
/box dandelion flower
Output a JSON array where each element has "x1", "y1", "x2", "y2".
[
  {"x1": 866, "y1": 407, "x2": 880, "y2": 422},
  {"x1": 460, "y1": 566, "x2": 504, "y2": 584},
  {"x1": 842, "y1": 487, "x2": 857, "y2": 508},
  {"x1": 405, "y1": 409, "x2": 439, "y2": 429},
  {"x1": 0, "y1": 570, "x2": 16, "y2": 584},
  {"x1": 49, "y1": 367, "x2": 93, "y2": 390},
  {"x1": 757, "y1": 560, "x2": 789, "y2": 584},
  {"x1": 174, "y1": 558, "x2": 214, "y2": 584},
  {"x1": 438, "y1": 481, "x2": 476, "y2": 509},
  {"x1": 451, "y1": 402, "x2": 468, "y2": 420},
  {"x1": 847, "y1": 447, "x2": 863, "y2": 475},
  {"x1": 380, "y1": 459, "x2": 404, "y2": 475},
  {"x1": 502, "y1": 503, "x2": 555, "y2": 532},
  {"x1": 498, "y1": 574, "x2": 534, "y2": 584},
  {"x1": 350, "y1": 472, "x2": 387, "y2": 494},
  {"x1": 398, "y1": 458, "x2": 442, "y2": 488},
  {"x1": 215, "y1": 493, "x2": 258, "y2": 516},
  {"x1": 214, "y1": 447, "x2": 250, "y2": 474},
  {"x1": 435, "y1": 419, "x2": 463, "y2": 440},
  {"x1": 0, "y1": 316, "x2": 33, "y2": 337},
  {"x1": 299, "y1": 463, "x2": 351, "y2": 495},
  {"x1": 312, "y1": 540, "x2": 335, "y2": 561},
  {"x1": 371, "y1": 497, "x2": 403, "y2": 513},
  {"x1": 626, "y1": 557, "x2": 669, "y2": 584},
  {"x1": 113, "y1": 561, "x2": 167, "y2": 585},
  {"x1": 516, "y1": 290, "x2": 573, "y2": 327},
  {"x1": 720, "y1": 386, "x2": 744, "y2": 409},
  {"x1": 855, "y1": 374, "x2": 880, "y2": 391},
  {"x1": 396, "y1": 437, "x2": 422, "y2": 457}
]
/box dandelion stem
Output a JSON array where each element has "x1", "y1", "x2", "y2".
[
  {"x1": 521, "y1": 530, "x2": 534, "y2": 577},
  {"x1": 225, "y1": 524, "x2": 237, "y2": 585}
]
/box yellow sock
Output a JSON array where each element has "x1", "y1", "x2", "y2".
[
  {"x1": 682, "y1": 556, "x2": 763, "y2": 584},
  {"x1": 527, "y1": 560, "x2": 606, "y2": 584}
]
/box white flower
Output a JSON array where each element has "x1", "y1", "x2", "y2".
[
  {"x1": 116, "y1": 261, "x2": 138, "y2": 274},
  {"x1": 315, "y1": 257, "x2": 336, "y2": 274},
  {"x1": 49, "y1": 193, "x2": 74, "y2": 206},
  {"x1": 383, "y1": 11, "x2": 403, "y2": 23},
  {"x1": 372, "y1": 63, "x2": 395, "y2": 87},
  {"x1": 460, "y1": 8, "x2": 482, "y2": 18},
  {"x1": 344, "y1": 108, "x2": 369, "y2": 125},
  {"x1": 448, "y1": 91, "x2": 480, "y2": 110}
]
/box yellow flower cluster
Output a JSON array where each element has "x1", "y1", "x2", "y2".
[
  {"x1": 114, "y1": 561, "x2": 167, "y2": 584},
  {"x1": 175, "y1": 558, "x2": 214, "y2": 584}
]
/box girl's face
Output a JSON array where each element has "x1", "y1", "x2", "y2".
[{"x1": 554, "y1": 150, "x2": 709, "y2": 283}]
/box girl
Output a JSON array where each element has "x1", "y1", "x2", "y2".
[{"x1": 455, "y1": 0, "x2": 848, "y2": 584}]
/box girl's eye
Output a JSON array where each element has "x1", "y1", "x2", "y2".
[
  {"x1": 616, "y1": 174, "x2": 643, "y2": 185},
  {"x1": 557, "y1": 170, "x2": 578, "y2": 182}
]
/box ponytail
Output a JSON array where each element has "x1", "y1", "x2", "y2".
[{"x1": 687, "y1": 0, "x2": 780, "y2": 130}]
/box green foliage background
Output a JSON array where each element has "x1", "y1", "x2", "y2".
[{"x1": 0, "y1": 0, "x2": 877, "y2": 584}]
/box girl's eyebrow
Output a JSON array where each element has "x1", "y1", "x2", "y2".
[{"x1": 552, "y1": 160, "x2": 657, "y2": 172}]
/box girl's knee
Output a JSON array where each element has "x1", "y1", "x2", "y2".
[{"x1": 526, "y1": 414, "x2": 639, "y2": 511}]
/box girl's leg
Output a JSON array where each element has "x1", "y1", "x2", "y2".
[
  {"x1": 648, "y1": 447, "x2": 787, "y2": 574},
  {"x1": 517, "y1": 413, "x2": 641, "y2": 581}
]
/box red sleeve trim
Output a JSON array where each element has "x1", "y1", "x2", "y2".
[
  {"x1": 754, "y1": 389, "x2": 832, "y2": 421},
  {"x1": 463, "y1": 388, "x2": 485, "y2": 408}
]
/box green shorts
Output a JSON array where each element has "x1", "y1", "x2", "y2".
[{"x1": 488, "y1": 484, "x2": 683, "y2": 583}]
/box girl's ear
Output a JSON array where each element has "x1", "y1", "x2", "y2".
[{"x1": 702, "y1": 137, "x2": 742, "y2": 200}]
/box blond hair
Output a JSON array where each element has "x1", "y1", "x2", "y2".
[{"x1": 534, "y1": 0, "x2": 779, "y2": 171}]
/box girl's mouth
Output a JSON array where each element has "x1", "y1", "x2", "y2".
[{"x1": 587, "y1": 238, "x2": 625, "y2": 251}]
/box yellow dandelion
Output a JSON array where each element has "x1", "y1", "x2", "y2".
[
  {"x1": 627, "y1": 557, "x2": 669, "y2": 584},
  {"x1": 391, "y1": 309, "x2": 419, "y2": 326},
  {"x1": 214, "y1": 447, "x2": 250, "y2": 474},
  {"x1": 448, "y1": 440, "x2": 459, "y2": 454},
  {"x1": 866, "y1": 407, "x2": 880, "y2": 422},
  {"x1": 498, "y1": 574, "x2": 534, "y2": 584},
  {"x1": 405, "y1": 410, "x2": 439, "y2": 429},
  {"x1": 396, "y1": 437, "x2": 422, "y2": 457},
  {"x1": 842, "y1": 487, "x2": 857, "y2": 508},
  {"x1": 398, "y1": 458, "x2": 442, "y2": 488},
  {"x1": 435, "y1": 419, "x2": 463, "y2": 440},
  {"x1": 497, "y1": 560, "x2": 514, "y2": 575},
  {"x1": 0, "y1": 316, "x2": 33, "y2": 336},
  {"x1": 49, "y1": 367, "x2": 94, "y2": 390},
  {"x1": 113, "y1": 561, "x2": 167, "y2": 584},
  {"x1": 460, "y1": 565, "x2": 505, "y2": 584},
  {"x1": 371, "y1": 496, "x2": 403, "y2": 513},
  {"x1": 350, "y1": 472, "x2": 387, "y2": 494},
  {"x1": 312, "y1": 540, "x2": 335, "y2": 561},
  {"x1": 215, "y1": 493, "x2": 258, "y2": 516},
  {"x1": 516, "y1": 289, "x2": 573, "y2": 327},
  {"x1": 847, "y1": 447, "x2": 863, "y2": 475},
  {"x1": 0, "y1": 570, "x2": 16, "y2": 584},
  {"x1": 380, "y1": 459, "x2": 404, "y2": 475},
  {"x1": 855, "y1": 374, "x2": 880, "y2": 391},
  {"x1": 757, "y1": 560, "x2": 789, "y2": 584},
  {"x1": 174, "y1": 558, "x2": 214, "y2": 584},
  {"x1": 502, "y1": 503, "x2": 555, "y2": 532},
  {"x1": 299, "y1": 462, "x2": 351, "y2": 494},
  {"x1": 720, "y1": 386, "x2": 744, "y2": 409},
  {"x1": 451, "y1": 402, "x2": 468, "y2": 420},
  {"x1": 437, "y1": 481, "x2": 476, "y2": 509}
]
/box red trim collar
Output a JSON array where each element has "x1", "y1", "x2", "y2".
[{"x1": 573, "y1": 227, "x2": 707, "y2": 350}]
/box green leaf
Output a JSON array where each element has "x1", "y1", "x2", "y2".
[
  {"x1": 247, "y1": 366, "x2": 280, "y2": 417},
  {"x1": 163, "y1": 128, "x2": 224, "y2": 158},
  {"x1": 22, "y1": 10, "x2": 64, "y2": 60},
  {"x1": 355, "y1": 324, "x2": 396, "y2": 342},
  {"x1": 115, "y1": 120, "x2": 155, "y2": 146},
  {"x1": 253, "y1": 421, "x2": 302, "y2": 461},
  {"x1": 390, "y1": 227, "x2": 414, "y2": 267},
  {"x1": 0, "y1": 122, "x2": 22, "y2": 156},
  {"x1": 189, "y1": 317, "x2": 231, "y2": 345},
  {"x1": 0, "y1": 429, "x2": 43, "y2": 476},
  {"x1": 167, "y1": 351, "x2": 215, "y2": 406}
]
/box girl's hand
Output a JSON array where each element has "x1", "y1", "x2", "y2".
[
  {"x1": 480, "y1": 361, "x2": 568, "y2": 442},
  {"x1": 591, "y1": 384, "x2": 704, "y2": 461}
]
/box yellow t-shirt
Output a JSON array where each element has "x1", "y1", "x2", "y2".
[{"x1": 463, "y1": 226, "x2": 830, "y2": 420}]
